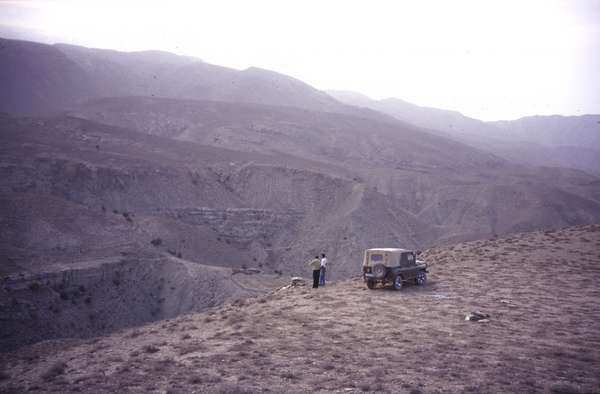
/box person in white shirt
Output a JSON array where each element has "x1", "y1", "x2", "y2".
[{"x1": 319, "y1": 253, "x2": 328, "y2": 286}]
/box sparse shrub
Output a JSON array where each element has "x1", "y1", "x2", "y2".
[
  {"x1": 143, "y1": 344, "x2": 160, "y2": 354},
  {"x1": 188, "y1": 375, "x2": 203, "y2": 385},
  {"x1": 28, "y1": 281, "x2": 41, "y2": 292},
  {"x1": 280, "y1": 371, "x2": 298, "y2": 380},
  {"x1": 59, "y1": 291, "x2": 69, "y2": 300},
  {"x1": 122, "y1": 212, "x2": 133, "y2": 222},
  {"x1": 167, "y1": 249, "x2": 177, "y2": 256},
  {"x1": 549, "y1": 383, "x2": 582, "y2": 394},
  {"x1": 150, "y1": 238, "x2": 162, "y2": 246},
  {"x1": 113, "y1": 209, "x2": 119, "y2": 214},
  {"x1": 128, "y1": 330, "x2": 145, "y2": 338},
  {"x1": 41, "y1": 361, "x2": 67, "y2": 381},
  {"x1": 84, "y1": 296, "x2": 92, "y2": 305},
  {"x1": 176, "y1": 252, "x2": 182, "y2": 258}
]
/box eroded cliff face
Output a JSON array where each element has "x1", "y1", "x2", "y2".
[{"x1": 0, "y1": 254, "x2": 287, "y2": 351}]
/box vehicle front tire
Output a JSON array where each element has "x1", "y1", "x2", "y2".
[
  {"x1": 393, "y1": 274, "x2": 403, "y2": 290},
  {"x1": 366, "y1": 279, "x2": 376, "y2": 289},
  {"x1": 415, "y1": 271, "x2": 427, "y2": 286}
]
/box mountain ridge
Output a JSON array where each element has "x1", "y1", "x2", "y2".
[{"x1": 328, "y1": 90, "x2": 600, "y2": 175}]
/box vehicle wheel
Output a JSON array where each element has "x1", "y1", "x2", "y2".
[
  {"x1": 371, "y1": 263, "x2": 386, "y2": 279},
  {"x1": 393, "y1": 274, "x2": 403, "y2": 290},
  {"x1": 366, "y1": 279, "x2": 375, "y2": 290},
  {"x1": 415, "y1": 270, "x2": 427, "y2": 286}
]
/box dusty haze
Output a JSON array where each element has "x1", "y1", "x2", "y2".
[{"x1": 1, "y1": 0, "x2": 599, "y2": 120}]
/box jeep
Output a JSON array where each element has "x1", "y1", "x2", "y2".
[{"x1": 362, "y1": 248, "x2": 427, "y2": 290}]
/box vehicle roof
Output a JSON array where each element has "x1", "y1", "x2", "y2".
[{"x1": 366, "y1": 248, "x2": 411, "y2": 253}]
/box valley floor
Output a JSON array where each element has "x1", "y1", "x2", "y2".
[{"x1": 1, "y1": 225, "x2": 600, "y2": 393}]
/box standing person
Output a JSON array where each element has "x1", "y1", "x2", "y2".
[
  {"x1": 320, "y1": 253, "x2": 328, "y2": 286},
  {"x1": 308, "y1": 255, "x2": 321, "y2": 288}
]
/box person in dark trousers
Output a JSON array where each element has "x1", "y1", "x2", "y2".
[
  {"x1": 320, "y1": 253, "x2": 328, "y2": 286},
  {"x1": 308, "y1": 255, "x2": 321, "y2": 288}
]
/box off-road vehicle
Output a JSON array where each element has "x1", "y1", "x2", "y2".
[{"x1": 362, "y1": 248, "x2": 427, "y2": 290}]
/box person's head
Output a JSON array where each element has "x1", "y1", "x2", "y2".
[{"x1": 321, "y1": 253, "x2": 326, "y2": 258}]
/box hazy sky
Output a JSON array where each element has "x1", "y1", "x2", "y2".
[{"x1": 1, "y1": 0, "x2": 599, "y2": 120}]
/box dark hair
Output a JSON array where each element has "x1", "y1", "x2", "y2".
[{"x1": 321, "y1": 253, "x2": 326, "y2": 257}]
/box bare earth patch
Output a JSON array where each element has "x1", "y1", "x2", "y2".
[{"x1": 1, "y1": 224, "x2": 599, "y2": 393}]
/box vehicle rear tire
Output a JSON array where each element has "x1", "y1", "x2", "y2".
[
  {"x1": 415, "y1": 271, "x2": 427, "y2": 286},
  {"x1": 366, "y1": 279, "x2": 376, "y2": 290},
  {"x1": 393, "y1": 274, "x2": 403, "y2": 290},
  {"x1": 371, "y1": 263, "x2": 386, "y2": 279}
]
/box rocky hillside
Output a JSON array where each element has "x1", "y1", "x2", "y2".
[
  {"x1": 0, "y1": 38, "x2": 351, "y2": 115},
  {"x1": 0, "y1": 252, "x2": 289, "y2": 351},
  {"x1": 328, "y1": 90, "x2": 600, "y2": 175},
  {"x1": 3, "y1": 108, "x2": 600, "y2": 281},
  {"x1": 1, "y1": 224, "x2": 599, "y2": 393}
]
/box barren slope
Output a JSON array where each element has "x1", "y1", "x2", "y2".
[{"x1": 1, "y1": 224, "x2": 599, "y2": 393}]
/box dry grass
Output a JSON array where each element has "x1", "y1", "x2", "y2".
[{"x1": 1, "y1": 224, "x2": 600, "y2": 393}]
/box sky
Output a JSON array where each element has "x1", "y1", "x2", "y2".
[{"x1": 0, "y1": 0, "x2": 599, "y2": 120}]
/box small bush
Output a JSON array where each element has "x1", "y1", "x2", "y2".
[
  {"x1": 143, "y1": 344, "x2": 160, "y2": 354},
  {"x1": 280, "y1": 371, "x2": 298, "y2": 380},
  {"x1": 28, "y1": 281, "x2": 41, "y2": 292},
  {"x1": 41, "y1": 361, "x2": 67, "y2": 381},
  {"x1": 150, "y1": 238, "x2": 162, "y2": 246}
]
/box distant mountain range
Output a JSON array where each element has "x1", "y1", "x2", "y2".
[
  {"x1": 0, "y1": 37, "x2": 366, "y2": 116},
  {"x1": 328, "y1": 90, "x2": 600, "y2": 175}
]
